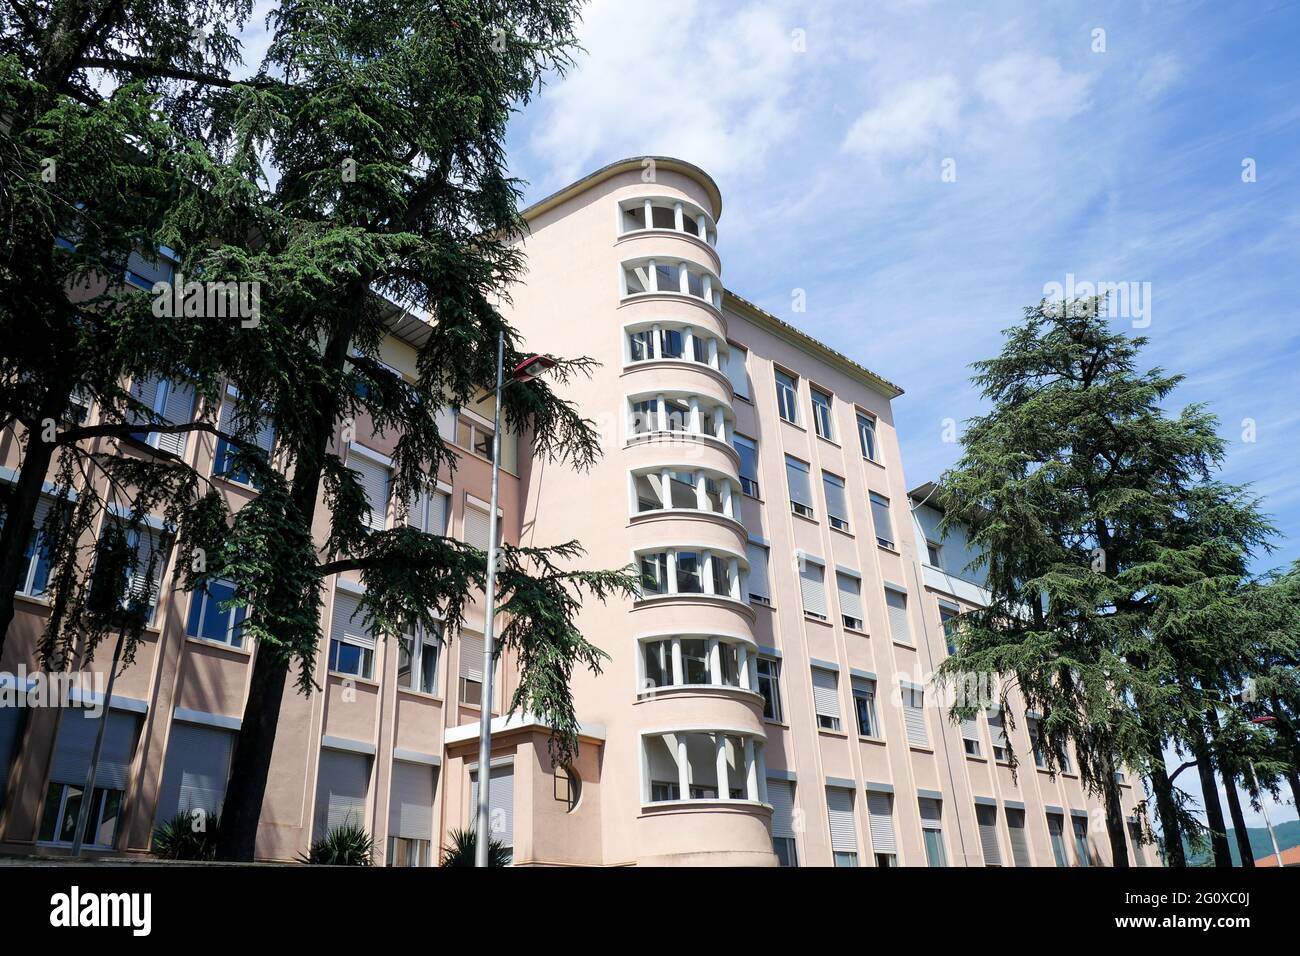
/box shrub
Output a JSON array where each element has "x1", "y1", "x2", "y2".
[
  {"x1": 151, "y1": 811, "x2": 222, "y2": 861},
  {"x1": 440, "y1": 827, "x2": 511, "y2": 867},
  {"x1": 300, "y1": 823, "x2": 374, "y2": 866}
]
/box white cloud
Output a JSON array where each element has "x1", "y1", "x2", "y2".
[
  {"x1": 976, "y1": 53, "x2": 1091, "y2": 124},
  {"x1": 1136, "y1": 53, "x2": 1184, "y2": 100},
  {"x1": 841, "y1": 75, "x2": 961, "y2": 160},
  {"x1": 524, "y1": 0, "x2": 804, "y2": 186}
]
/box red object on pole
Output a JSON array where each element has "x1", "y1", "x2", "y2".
[{"x1": 512, "y1": 354, "x2": 556, "y2": 383}]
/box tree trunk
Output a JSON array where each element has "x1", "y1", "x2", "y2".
[
  {"x1": 1103, "y1": 772, "x2": 1130, "y2": 867},
  {"x1": 1191, "y1": 718, "x2": 1232, "y2": 867},
  {"x1": 1149, "y1": 750, "x2": 1186, "y2": 867},
  {"x1": 0, "y1": 379, "x2": 74, "y2": 650},
  {"x1": 1221, "y1": 770, "x2": 1253, "y2": 867}
]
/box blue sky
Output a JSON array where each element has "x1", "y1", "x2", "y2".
[{"x1": 503, "y1": 0, "x2": 1300, "y2": 836}]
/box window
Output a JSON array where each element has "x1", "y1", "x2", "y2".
[
  {"x1": 988, "y1": 710, "x2": 1010, "y2": 761},
  {"x1": 1007, "y1": 808, "x2": 1032, "y2": 867},
  {"x1": 976, "y1": 804, "x2": 1002, "y2": 866},
  {"x1": 1128, "y1": 819, "x2": 1147, "y2": 867},
  {"x1": 798, "y1": 557, "x2": 827, "y2": 620},
  {"x1": 1072, "y1": 814, "x2": 1091, "y2": 866},
  {"x1": 835, "y1": 571, "x2": 864, "y2": 631},
  {"x1": 811, "y1": 667, "x2": 841, "y2": 731},
  {"x1": 926, "y1": 540, "x2": 942, "y2": 568},
  {"x1": 639, "y1": 552, "x2": 669, "y2": 595},
  {"x1": 961, "y1": 716, "x2": 982, "y2": 757},
  {"x1": 328, "y1": 590, "x2": 376, "y2": 680},
  {"x1": 733, "y1": 434, "x2": 760, "y2": 497},
  {"x1": 826, "y1": 787, "x2": 858, "y2": 866},
  {"x1": 455, "y1": 412, "x2": 495, "y2": 460},
  {"x1": 155, "y1": 721, "x2": 234, "y2": 827},
  {"x1": 869, "y1": 492, "x2": 894, "y2": 548},
  {"x1": 40, "y1": 711, "x2": 139, "y2": 848},
  {"x1": 398, "y1": 622, "x2": 442, "y2": 696},
  {"x1": 12, "y1": 495, "x2": 67, "y2": 597},
  {"x1": 1028, "y1": 717, "x2": 1048, "y2": 769},
  {"x1": 757, "y1": 657, "x2": 783, "y2": 722},
  {"x1": 459, "y1": 632, "x2": 485, "y2": 704},
  {"x1": 856, "y1": 412, "x2": 878, "y2": 462},
  {"x1": 725, "y1": 345, "x2": 750, "y2": 400},
  {"x1": 628, "y1": 328, "x2": 654, "y2": 362},
  {"x1": 768, "y1": 779, "x2": 797, "y2": 866},
  {"x1": 675, "y1": 551, "x2": 703, "y2": 594},
  {"x1": 313, "y1": 749, "x2": 371, "y2": 840},
  {"x1": 867, "y1": 792, "x2": 898, "y2": 866},
  {"x1": 644, "y1": 732, "x2": 762, "y2": 804},
  {"x1": 811, "y1": 387, "x2": 834, "y2": 440},
  {"x1": 408, "y1": 487, "x2": 450, "y2": 536},
  {"x1": 129, "y1": 375, "x2": 195, "y2": 457},
  {"x1": 185, "y1": 579, "x2": 246, "y2": 648},
  {"x1": 919, "y1": 798, "x2": 947, "y2": 867},
  {"x1": 554, "y1": 765, "x2": 581, "y2": 812},
  {"x1": 786, "y1": 456, "x2": 813, "y2": 518},
  {"x1": 462, "y1": 504, "x2": 493, "y2": 551},
  {"x1": 745, "y1": 541, "x2": 770, "y2": 605},
  {"x1": 1047, "y1": 812, "x2": 1069, "y2": 867},
  {"x1": 885, "y1": 588, "x2": 910, "y2": 644},
  {"x1": 94, "y1": 522, "x2": 168, "y2": 625},
  {"x1": 349, "y1": 449, "x2": 390, "y2": 532},
  {"x1": 388, "y1": 761, "x2": 436, "y2": 866},
  {"x1": 213, "y1": 390, "x2": 274, "y2": 487},
  {"x1": 852, "y1": 677, "x2": 878, "y2": 737},
  {"x1": 774, "y1": 369, "x2": 799, "y2": 423},
  {"x1": 0, "y1": 706, "x2": 25, "y2": 814},
  {"x1": 940, "y1": 606, "x2": 959, "y2": 655},
  {"x1": 901, "y1": 684, "x2": 928, "y2": 747},
  {"x1": 822, "y1": 471, "x2": 849, "y2": 531},
  {"x1": 126, "y1": 245, "x2": 177, "y2": 290}
]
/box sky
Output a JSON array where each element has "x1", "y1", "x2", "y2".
[
  {"x1": 228, "y1": 0, "x2": 1299, "y2": 840},
  {"x1": 500, "y1": 0, "x2": 1300, "y2": 838}
]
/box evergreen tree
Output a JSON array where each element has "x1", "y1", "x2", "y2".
[{"x1": 937, "y1": 298, "x2": 1279, "y2": 867}]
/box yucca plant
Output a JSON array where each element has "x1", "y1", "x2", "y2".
[
  {"x1": 300, "y1": 823, "x2": 374, "y2": 866},
  {"x1": 440, "y1": 827, "x2": 511, "y2": 867},
  {"x1": 151, "y1": 811, "x2": 222, "y2": 861}
]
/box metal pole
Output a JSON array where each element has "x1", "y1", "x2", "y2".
[
  {"x1": 474, "y1": 330, "x2": 506, "y2": 867},
  {"x1": 70, "y1": 622, "x2": 126, "y2": 857},
  {"x1": 1248, "y1": 761, "x2": 1284, "y2": 868}
]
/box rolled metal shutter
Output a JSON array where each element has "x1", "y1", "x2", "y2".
[
  {"x1": 768, "y1": 780, "x2": 796, "y2": 839},
  {"x1": 836, "y1": 573, "x2": 863, "y2": 623},
  {"x1": 50, "y1": 710, "x2": 138, "y2": 790},
  {"x1": 331, "y1": 591, "x2": 373, "y2": 649},
  {"x1": 463, "y1": 505, "x2": 490, "y2": 550},
  {"x1": 745, "y1": 542, "x2": 770, "y2": 600},
  {"x1": 885, "y1": 589, "x2": 910, "y2": 643},
  {"x1": 867, "y1": 792, "x2": 898, "y2": 855},
  {"x1": 976, "y1": 804, "x2": 1002, "y2": 865},
  {"x1": 314, "y1": 749, "x2": 371, "y2": 838},
  {"x1": 388, "y1": 761, "x2": 436, "y2": 842},
  {"x1": 826, "y1": 787, "x2": 856, "y2": 854},
  {"x1": 785, "y1": 457, "x2": 812, "y2": 509},
  {"x1": 1007, "y1": 808, "x2": 1032, "y2": 866},
  {"x1": 961, "y1": 716, "x2": 982, "y2": 751},
  {"x1": 869, "y1": 493, "x2": 893, "y2": 544},
  {"x1": 155, "y1": 380, "x2": 195, "y2": 456},
  {"x1": 902, "y1": 688, "x2": 929, "y2": 746},
  {"x1": 918, "y1": 796, "x2": 943, "y2": 824},
  {"x1": 470, "y1": 764, "x2": 514, "y2": 847},
  {"x1": 811, "y1": 668, "x2": 840, "y2": 722},
  {"x1": 155, "y1": 721, "x2": 234, "y2": 822},
  {"x1": 350, "y1": 455, "x2": 390, "y2": 531},
  {"x1": 799, "y1": 561, "x2": 826, "y2": 617},
  {"x1": 0, "y1": 706, "x2": 25, "y2": 807},
  {"x1": 459, "y1": 632, "x2": 485, "y2": 684}
]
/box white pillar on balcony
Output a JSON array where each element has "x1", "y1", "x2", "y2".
[
  {"x1": 683, "y1": 327, "x2": 695, "y2": 362},
  {"x1": 676, "y1": 735, "x2": 690, "y2": 800},
  {"x1": 674, "y1": 201, "x2": 685, "y2": 232},
  {"x1": 744, "y1": 738, "x2": 758, "y2": 801},
  {"x1": 712, "y1": 406, "x2": 725, "y2": 440},
  {"x1": 644, "y1": 199, "x2": 654, "y2": 230},
  {"x1": 678, "y1": 261, "x2": 689, "y2": 295},
  {"x1": 721, "y1": 481, "x2": 734, "y2": 518},
  {"x1": 670, "y1": 637, "x2": 683, "y2": 686},
  {"x1": 747, "y1": 653, "x2": 759, "y2": 692},
  {"x1": 650, "y1": 324, "x2": 661, "y2": 360},
  {"x1": 694, "y1": 470, "x2": 708, "y2": 510},
  {"x1": 715, "y1": 734, "x2": 730, "y2": 801},
  {"x1": 688, "y1": 397, "x2": 701, "y2": 434},
  {"x1": 647, "y1": 258, "x2": 658, "y2": 292},
  {"x1": 753, "y1": 744, "x2": 768, "y2": 803},
  {"x1": 701, "y1": 550, "x2": 714, "y2": 595},
  {"x1": 702, "y1": 273, "x2": 712, "y2": 303},
  {"x1": 656, "y1": 394, "x2": 667, "y2": 432},
  {"x1": 729, "y1": 558, "x2": 741, "y2": 600},
  {"x1": 660, "y1": 469, "x2": 673, "y2": 509},
  {"x1": 707, "y1": 338, "x2": 719, "y2": 369},
  {"x1": 737, "y1": 644, "x2": 750, "y2": 691},
  {"x1": 708, "y1": 638, "x2": 721, "y2": 686},
  {"x1": 666, "y1": 551, "x2": 678, "y2": 594},
  {"x1": 696, "y1": 213, "x2": 708, "y2": 241}
]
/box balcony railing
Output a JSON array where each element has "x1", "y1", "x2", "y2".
[{"x1": 619, "y1": 197, "x2": 717, "y2": 247}]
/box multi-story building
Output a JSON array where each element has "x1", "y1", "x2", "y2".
[{"x1": 0, "y1": 156, "x2": 1151, "y2": 866}]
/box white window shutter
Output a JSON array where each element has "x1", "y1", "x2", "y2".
[
  {"x1": 314, "y1": 749, "x2": 371, "y2": 838},
  {"x1": 976, "y1": 804, "x2": 1002, "y2": 865},
  {"x1": 389, "y1": 761, "x2": 436, "y2": 842},
  {"x1": 331, "y1": 591, "x2": 374, "y2": 649},
  {"x1": 1007, "y1": 809, "x2": 1032, "y2": 866},
  {"x1": 745, "y1": 542, "x2": 770, "y2": 601},
  {"x1": 867, "y1": 792, "x2": 898, "y2": 854},
  {"x1": 785, "y1": 458, "x2": 812, "y2": 509},
  {"x1": 459, "y1": 632, "x2": 485, "y2": 683},
  {"x1": 811, "y1": 668, "x2": 840, "y2": 721},
  {"x1": 826, "y1": 787, "x2": 857, "y2": 854},
  {"x1": 961, "y1": 716, "x2": 981, "y2": 744},
  {"x1": 156, "y1": 722, "x2": 234, "y2": 822},
  {"x1": 470, "y1": 764, "x2": 514, "y2": 848},
  {"x1": 902, "y1": 687, "x2": 929, "y2": 746},
  {"x1": 836, "y1": 573, "x2": 863, "y2": 622},
  {"x1": 885, "y1": 589, "x2": 910, "y2": 643},
  {"x1": 768, "y1": 780, "x2": 796, "y2": 838},
  {"x1": 50, "y1": 711, "x2": 139, "y2": 791},
  {"x1": 799, "y1": 561, "x2": 826, "y2": 617},
  {"x1": 870, "y1": 493, "x2": 893, "y2": 544},
  {"x1": 351, "y1": 455, "x2": 390, "y2": 531},
  {"x1": 725, "y1": 348, "x2": 750, "y2": 399},
  {"x1": 463, "y1": 505, "x2": 490, "y2": 550}
]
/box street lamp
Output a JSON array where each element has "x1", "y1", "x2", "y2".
[
  {"x1": 1249, "y1": 715, "x2": 1285, "y2": 868},
  {"x1": 474, "y1": 332, "x2": 555, "y2": 867}
]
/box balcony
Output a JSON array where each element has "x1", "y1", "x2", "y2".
[
  {"x1": 620, "y1": 257, "x2": 722, "y2": 312},
  {"x1": 619, "y1": 196, "x2": 717, "y2": 247}
]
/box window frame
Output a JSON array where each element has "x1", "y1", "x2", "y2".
[
  {"x1": 756, "y1": 657, "x2": 784, "y2": 722},
  {"x1": 869, "y1": 492, "x2": 894, "y2": 549},
  {"x1": 822, "y1": 471, "x2": 849, "y2": 532},
  {"x1": 185, "y1": 578, "x2": 246, "y2": 648},
  {"x1": 732, "y1": 433, "x2": 760, "y2": 498},
  {"x1": 810, "y1": 386, "x2": 835, "y2": 440},
  {"x1": 774, "y1": 368, "x2": 799, "y2": 424},
  {"x1": 855, "y1": 411, "x2": 879, "y2": 462}
]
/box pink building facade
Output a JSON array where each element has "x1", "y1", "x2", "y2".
[{"x1": 0, "y1": 157, "x2": 1153, "y2": 866}]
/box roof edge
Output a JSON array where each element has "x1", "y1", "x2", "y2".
[
  {"x1": 723, "y1": 291, "x2": 905, "y2": 400},
  {"x1": 520, "y1": 156, "x2": 724, "y2": 224}
]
